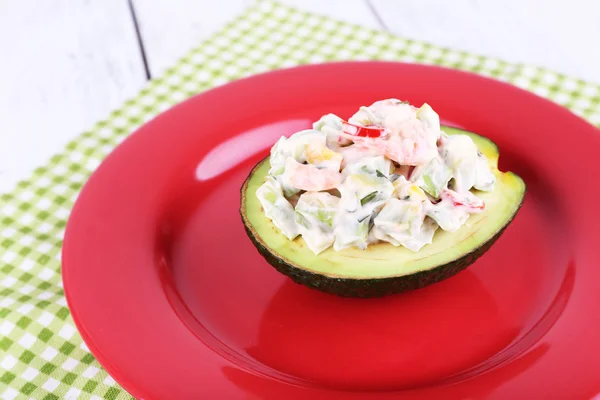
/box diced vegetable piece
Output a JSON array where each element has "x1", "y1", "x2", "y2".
[
  {"x1": 313, "y1": 113, "x2": 351, "y2": 147},
  {"x1": 313, "y1": 113, "x2": 343, "y2": 132},
  {"x1": 426, "y1": 189, "x2": 483, "y2": 232},
  {"x1": 392, "y1": 175, "x2": 428, "y2": 202},
  {"x1": 373, "y1": 198, "x2": 437, "y2": 252},
  {"x1": 348, "y1": 106, "x2": 380, "y2": 126},
  {"x1": 333, "y1": 212, "x2": 371, "y2": 251},
  {"x1": 270, "y1": 130, "x2": 327, "y2": 166},
  {"x1": 338, "y1": 174, "x2": 394, "y2": 214},
  {"x1": 410, "y1": 157, "x2": 452, "y2": 198},
  {"x1": 474, "y1": 151, "x2": 496, "y2": 191},
  {"x1": 439, "y1": 134, "x2": 478, "y2": 193},
  {"x1": 256, "y1": 178, "x2": 299, "y2": 240},
  {"x1": 293, "y1": 192, "x2": 339, "y2": 255},
  {"x1": 269, "y1": 136, "x2": 288, "y2": 172},
  {"x1": 295, "y1": 192, "x2": 339, "y2": 228},
  {"x1": 341, "y1": 155, "x2": 394, "y2": 180},
  {"x1": 416, "y1": 103, "x2": 441, "y2": 137}
]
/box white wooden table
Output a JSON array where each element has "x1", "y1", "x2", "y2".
[{"x1": 1, "y1": 0, "x2": 599, "y2": 194}]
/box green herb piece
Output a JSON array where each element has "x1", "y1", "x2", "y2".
[{"x1": 360, "y1": 191, "x2": 378, "y2": 206}]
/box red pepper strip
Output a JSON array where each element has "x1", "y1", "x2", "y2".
[
  {"x1": 342, "y1": 121, "x2": 385, "y2": 138},
  {"x1": 442, "y1": 190, "x2": 485, "y2": 211}
]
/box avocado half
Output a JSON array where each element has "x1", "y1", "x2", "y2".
[{"x1": 240, "y1": 126, "x2": 526, "y2": 298}]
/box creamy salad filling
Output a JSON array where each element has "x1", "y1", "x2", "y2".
[{"x1": 256, "y1": 99, "x2": 496, "y2": 255}]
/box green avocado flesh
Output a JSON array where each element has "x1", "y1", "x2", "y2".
[{"x1": 240, "y1": 126, "x2": 526, "y2": 297}]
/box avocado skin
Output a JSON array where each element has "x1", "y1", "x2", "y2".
[
  {"x1": 240, "y1": 159, "x2": 522, "y2": 298},
  {"x1": 243, "y1": 204, "x2": 510, "y2": 298}
]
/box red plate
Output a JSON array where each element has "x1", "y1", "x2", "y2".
[{"x1": 63, "y1": 62, "x2": 600, "y2": 399}]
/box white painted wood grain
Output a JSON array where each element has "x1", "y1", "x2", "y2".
[
  {"x1": 370, "y1": 0, "x2": 600, "y2": 84},
  {"x1": 133, "y1": 0, "x2": 382, "y2": 76},
  {"x1": 3, "y1": 0, "x2": 600, "y2": 196},
  {"x1": 132, "y1": 0, "x2": 252, "y2": 77},
  {"x1": 0, "y1": 0, "x2": 146, "y2": 193}
]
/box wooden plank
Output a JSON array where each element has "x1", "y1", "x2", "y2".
[
  {"x1": 133, "y1": 0, "x2": 383, "y2": 76},
  {"x1": 132, "y1": 0, "x2": 251, "y2": 76},
  {"x1": 0, "y1": 0, "x2": 147, "y2": 193},
  {"x1": 369, "y1": 0, "x2": 600, "y2": 83}
]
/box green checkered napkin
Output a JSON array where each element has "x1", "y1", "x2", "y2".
[{"x1": 1, "y1": 1, "x2": 599, "y2": 399}]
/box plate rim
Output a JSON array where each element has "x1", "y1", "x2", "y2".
[{"x1": 62, "y1": 61, "x2": 600, "y2": 399}]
